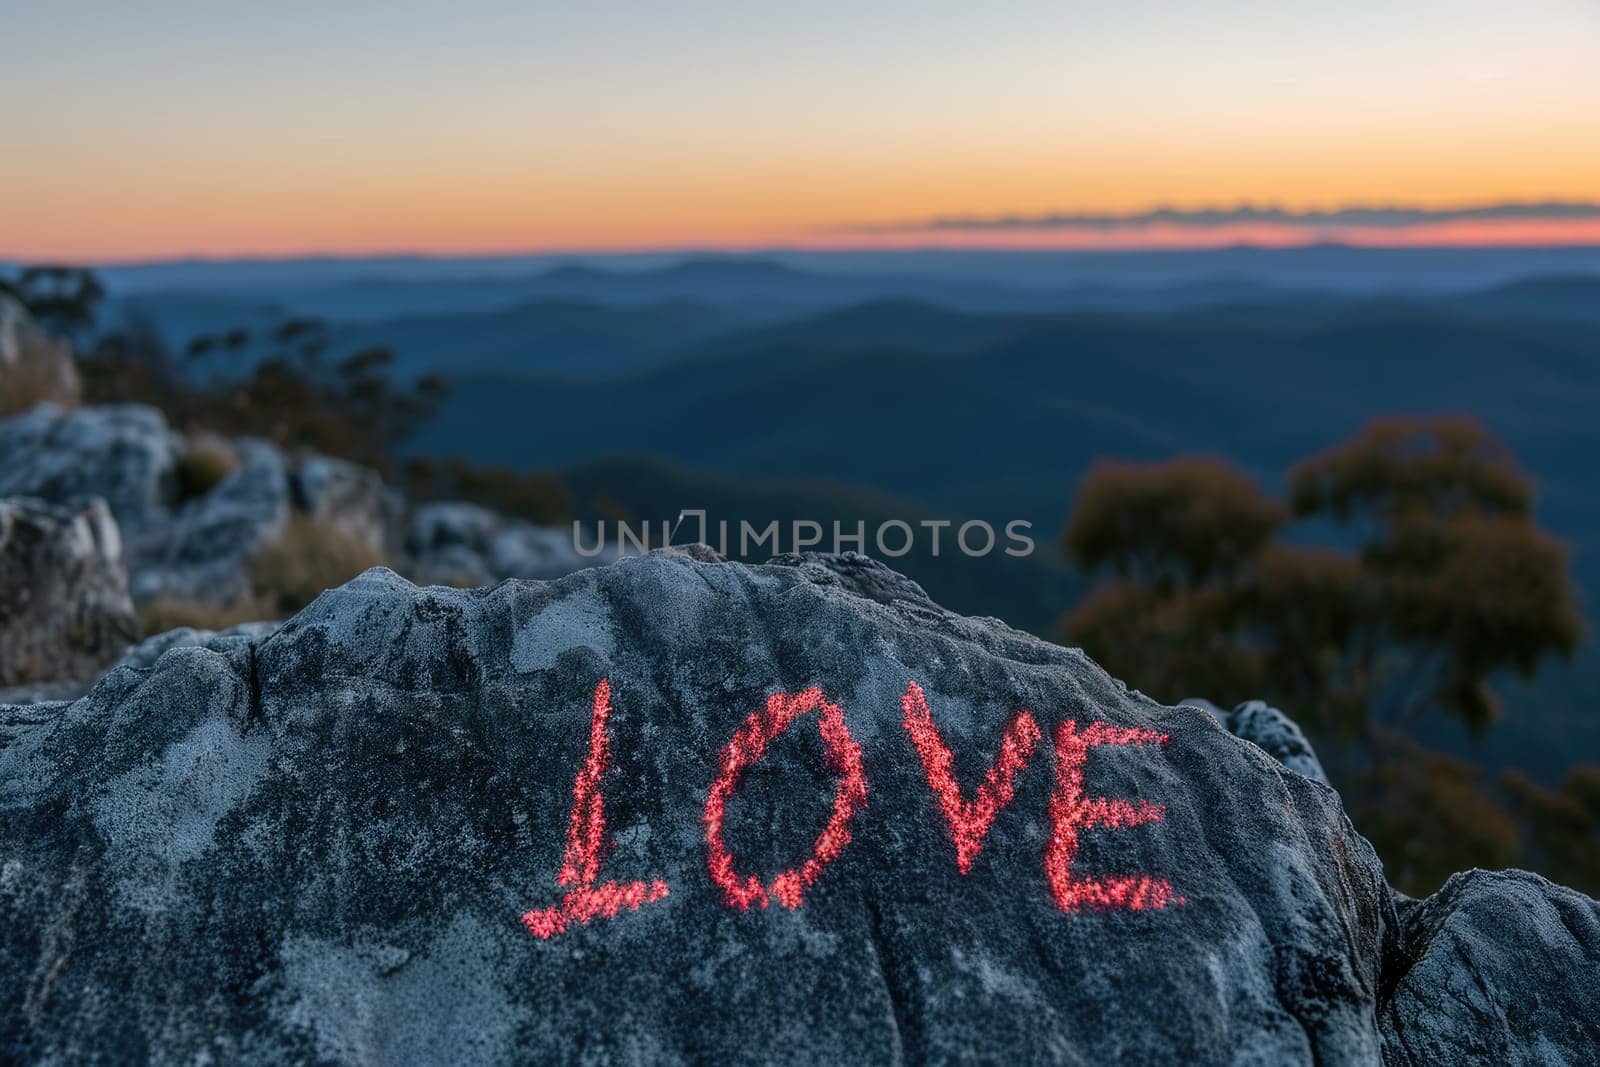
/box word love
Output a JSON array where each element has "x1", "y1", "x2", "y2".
[{"x1": 521, "y1": 679, "x2": 1179, "y2": 939}]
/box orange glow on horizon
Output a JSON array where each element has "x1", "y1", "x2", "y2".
[
  {"x1": 6, "y1": 0, "x2": 1597, "y2": 265},
  {"x1": 10, "y1": 218, "x2": 1600, "y2": 266}
]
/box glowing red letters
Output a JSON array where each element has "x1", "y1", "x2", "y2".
[
  {"x1": 900, "y1": 680, "x2": 1043, "y2": 874},
  {"x1": 703, "y1": 687, "x2": 869, "y2": 910},
  {"x1": 521, "y1": 679, "x2": 670, "y2": 939},
  {"x1": 523, "y1": 679, "x2": 1177, "y2": 939},
  {"x1": 1045, "y1": 720, "x2": 1178, "y2": 911}
]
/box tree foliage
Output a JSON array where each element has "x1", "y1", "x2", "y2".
[
  {"x1": 79, "y1": 314, "x2": 447, "y2": 475},
  {"x1": 1059, "y1": 418, "x2": 1588, "y2": 894},
  {"x1": 1065, "y1": 457, "x2": 1284, "y2": 591},
  {"x1": 1062, "y1": 418, "x2": 1581, "y2": 736},
  {"x1": 177, "y1": 320, "x2": 448, "y2": 473},
  {"x1": 1502, "y1": 764, "x2": 1600, "y2": 892},
  {"x1": 0, "y1": 265, "x2": 105, "y2": 338},
  {"x1": 51, "y1": 263, "x2": 572, "y2": 524},
  {"x1": 1289, "y1": 418, "x2": 1581, "y2": 731},
  {"x1": 1353, "y1": 730, "x2": 1524, "y2": 894}
]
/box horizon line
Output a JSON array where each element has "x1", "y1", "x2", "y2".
[{"x1": 10, "y1": 238, "x2": 1600, "y2": 272}]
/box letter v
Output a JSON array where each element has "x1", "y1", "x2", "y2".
[
  {"x1": 900, "y1": 680, "x2": 1044, "y2": 874},
  {"x1": 522, "y1": 679, "x2": 670, "y2": 939}
]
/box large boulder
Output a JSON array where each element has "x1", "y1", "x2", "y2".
[
  {"x1": 1381, "y1": 868, "x2": 1600, "y2": 1062},
  {"x1": 0, "y1": 553, "x2": 1594, "y2": 1063},
  {"x1": 0, "y1": 296, "x2": 80, "y2": 412},
  {"x1": 127, "y1": 438, "x2": 291, "y2": 604},
  {"x1": 0, "y1": 496, "x2": 136, "y2": 687},
  {"x1": 290, "y1": 452, "x2": 403, "y2": 556},
  {"x1": 0, "y1": 403, "x2": 180, "y2": 536}
]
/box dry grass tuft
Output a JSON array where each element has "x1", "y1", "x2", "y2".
[
  {"x1": 0, "y1": 353, "x2": 78, "y2": 416},
  {"x1": 174, "y1": 435, "x2": 241, "y2": 502},
  {"x1": 249, "y1": 514, "x2": 387, "y2": 616}
]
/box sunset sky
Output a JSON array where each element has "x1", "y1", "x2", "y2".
[{"x1": 5, "y1": 0, "x2": 1600, "y2": 261}]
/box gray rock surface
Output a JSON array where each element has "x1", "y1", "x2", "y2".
[
  {"x1": 0, "y1": 623, "x2": 284, "y2": 707},
  {"x1": 1187, "y1": 697, "x2": 1332, "y2": 786},
  {"x1": 1, "y1": 405, "x2": 605, "y2": 618},
  {"x1": 128, "y1": 438, "x2": 291, "y2": 604},
  {"x1": 406, "y1": 500, "x2": 611, "y2": 585},
  {"x1": 0, "y1": 678, "x2": 94, "y2": 706},
  {"x1": 0, "y1": 404, "x2": 293, "y2": 607},
  {"x1": 0, "y1": 406, "x2": 371, "y2": 609},
  {"x1": 0, "y1": 403, "x2": 180, "y2": 537},
  {"x1": 0, "y1": 296, "x2": 80, "y2": 410},
  {"x1": 766, "y1": 550, "x2": 936, "y2": 609},
  {"x1": 0, "y1": 497, "x2": 136, "y2": 687},
  {"x1": 290, "y1": 452, "x2": 403, "y2": 555},
  {"x1": 407, "y1": 499, "x2": 502, "y2": 555},
  {"x1": 3, "y1": 552, "x2": 1590, "y2": 1062},
  {"x1": 486, "y1": 522, "x2": 607, "y2": 580},
  {"x1": 1381, "y1": 869, "x2": 1600, "y2": 1063},
  {"x1": 114, "y1": 619, "x2": 282, "y2": 671}
]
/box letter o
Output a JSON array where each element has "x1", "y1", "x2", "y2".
[
  {"x1": 875, "y1": 520, "x2": 914, "y2": 557},
  {"x1": 958, "y1": 520, "x2": 996, "y2": 557},
  {"x1": 703, "y1": 688, "x2": 869, "y2": 910}
]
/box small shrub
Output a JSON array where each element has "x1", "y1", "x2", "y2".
[
  {"x1": 137, "y1": 517, "x2": 386, "y2": 638},
  {"x1": 249, "y1": 515, "x2": 386, "y2": 616},
  {"x1": 173, "y1": 436, "x2": 240, "y2": 502}
]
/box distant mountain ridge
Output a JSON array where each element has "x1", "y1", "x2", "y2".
[
  {"x1": 72, "y1": 242, "x2": 1600, "y2": 294},
  {"x1": 107, "y1": 253, "x2": 1600, "y2": 378},
  {"x1": 331, "y1": 298, "x2": 746, "y2": 378}
]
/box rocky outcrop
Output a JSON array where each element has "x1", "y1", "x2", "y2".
[
  {"x1": 0, "y1": 296, "x2": 80, "y2": 412},
  {"x1": 1, "y1": 620, "x2": 285, "y2": 707},
  {"x1": 0, "y1": 497, "x2": 136, "y2": 687},
  {"x1": 0, "y1": 405, "x2": 292, "y2": 605},
  {"x1": 2, "y1": 552, "x2": 1592, "y2": 1063},
  {"x1": 290, "y1": 452, "x2": 403, "y2": 556},
  {"x1": 1380, "y1": 868, "x2": 1600, "y2": 1062},
  {"x1": 767, "y1": 549, "x2": 936, "y2": 608},
  {"x1": 0, "y1": 403, "x2": 179, "y2": 537},
  {"x1": 113, "y1": 619, "x2": 281, "y2": 671},
  {"x1": 406, "y1": 500, "x2": 611, "y2": 585},
  {"x1": 0, "y1": 404, "x2": 596, "y2": 617},
  {"x1": 404, "y1": 500, "x2": 501, "y2": 585},
  {"x1": 129, "y1": 438, "x2": 292, "y2": 604},
  {"x1": 0, "y1": 678, "x2": 96, "y2": 706},
  {"x1": 1187, "y1": 697, "x2": 1332, "y2": 787}
]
